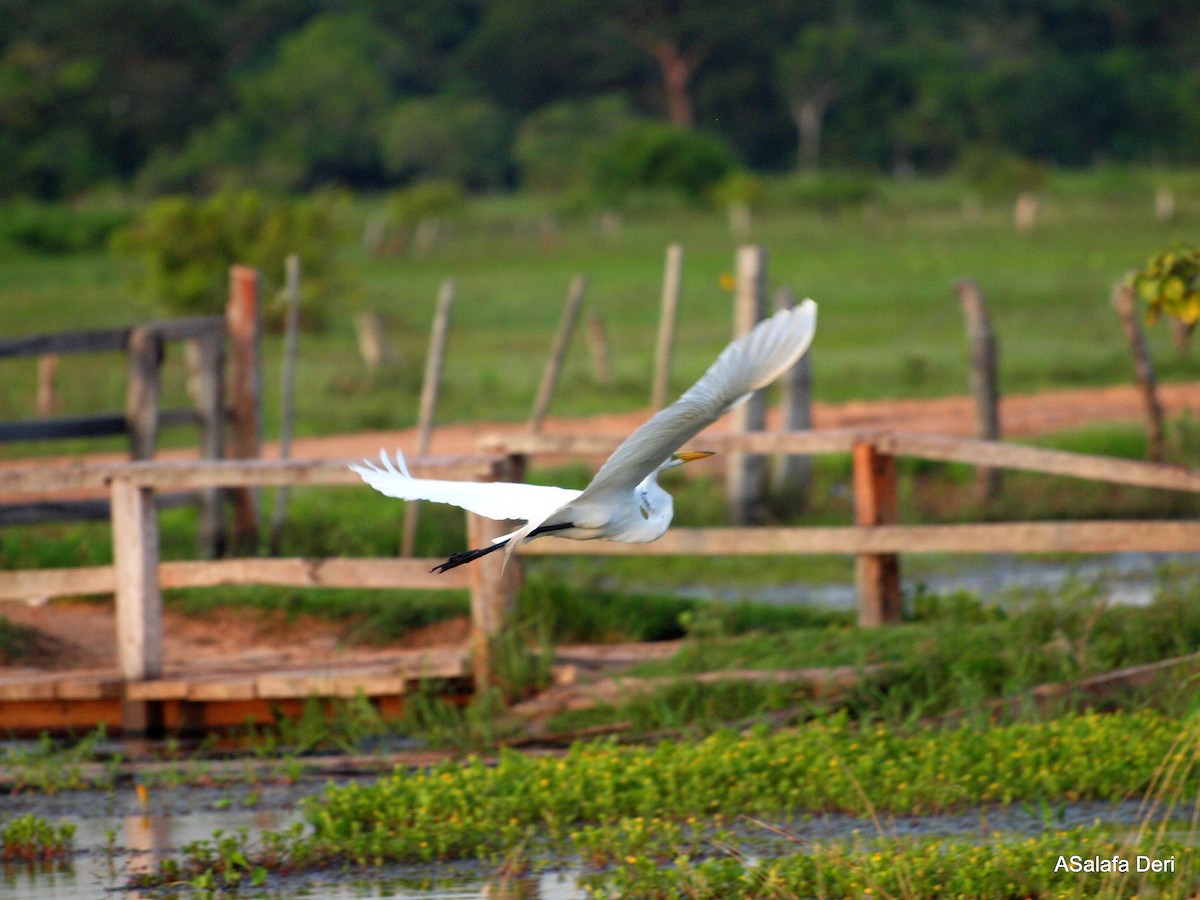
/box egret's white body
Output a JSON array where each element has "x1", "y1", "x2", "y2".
[{"x1": 352, "y1": 299, "x2": 816, "y2": 571}]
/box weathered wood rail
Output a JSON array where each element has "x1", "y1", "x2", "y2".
[
  {"x1": 485, "y1": 427, "x2": 1200, "y2": 626},
  {"x1": 0, "y1": 453, "x2": 515, "y2": 733},
  {"x1": 0, "y1": 266, "x2": 263, "y2": 555}
]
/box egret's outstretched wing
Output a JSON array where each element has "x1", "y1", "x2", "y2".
[
  {"x1": 351, "y1": 450, "x2": 580, "y2": 522},
  {"x1": 576, "y1": 300, "x2": 816, "y2": 503}
]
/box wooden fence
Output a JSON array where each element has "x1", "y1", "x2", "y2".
[
  {"x1": 2, "y1": 429, "x2": 1200, "y2": 731},
  {"x1": 0, "y1": 265, "x2": 262, "y2": 555},
  {"x1": 485, "y1": 428, "x2": 1200, "y2": 625},
  {"x1": 0, "y1": 453, "x2": 514, "y2": 730}
]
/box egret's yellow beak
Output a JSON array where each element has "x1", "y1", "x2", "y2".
[{"x1": 672, "y1": 450, "x2": 716, "y2": 464}]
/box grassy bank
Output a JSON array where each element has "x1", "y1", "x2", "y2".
[{"x1": 3, "y1": 170, "x2": 1199, "y2": 446}]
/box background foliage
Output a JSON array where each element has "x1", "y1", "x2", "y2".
[{"x1": 1, "y1": 0, "x2": 1199, "y2": 201}]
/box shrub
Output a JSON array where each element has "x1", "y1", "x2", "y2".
[
  {"x1": 113, "y1": 189, "x2": 344, "y2": 329},
  {"x1": 589, "y1": 123, "x2": 737, "y2": 205},
  {"x1": 0, "y1": 199, "x2": 132, "y2": 254}
]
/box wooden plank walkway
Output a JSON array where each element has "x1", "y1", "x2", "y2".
[{"x1": 0, "y1": 648, "x2": 469, "y2": 734}]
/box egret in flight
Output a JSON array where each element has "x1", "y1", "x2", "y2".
[{"x1": 352, "y1": 299, "x2": 816, "y2": 572}]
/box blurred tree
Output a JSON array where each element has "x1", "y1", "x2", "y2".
[
  {"x1": 776, "y1": 24, "x2": 864, "y2": 170},
  {"x1": 380, "y1": 96, "x2": 512, "y2": 190},
  {"x1": 232, "y1": 12, "x2": 394, "y2": 187},
  {"x1": 514, "y1": 95, "x2": 641, "y2": 193}
]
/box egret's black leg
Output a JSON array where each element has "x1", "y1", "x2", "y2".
[{"x1": 431, "y1": 522, "x2": 575, "y2": 573}]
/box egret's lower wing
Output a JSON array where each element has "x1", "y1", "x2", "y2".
[{"x1": 351, "y1": 456, "x2": 580, "y2": 522}]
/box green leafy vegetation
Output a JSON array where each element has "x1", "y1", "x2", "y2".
[
  {"x1": 3, "y1": 3, "x2": 1198, "y2": 200},
  {"x1": 127, "y1": 709, "x2": 1200, "y2": 891},
  {"x1": 1, "y1": 814, "x2": 75, "y2": 865}
]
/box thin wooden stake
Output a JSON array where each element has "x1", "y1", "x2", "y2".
[
  {"x1": 726, "y1": 245, "x2": 768, "y2": 524},
  {"x1": 125, "y1": 326, "x2": 162, "y2": 461},
  {"x1": 186, "y1": 328, "x2": 225, "y2": 557},
  {"x1": 269, "y1": 254, "x2": 301, "y2": 556},
  {"x1": 853, "y1": 441, "x2": 901, "y2": 626},
  {"x1": 36, "y1": 354, "x2": 57, "y2": 416},
  {"x1": 651, "y1": 243, "x2": 683, "y2": 410},
  {"x1": 529, "y1": 274, "x2": 587, "y2": 433},
  {"x1": 955, "y1": 279, "x2": 1002, "y2": 500},
  {"x1": 402, "y1": 279, "x2": 455, "y2": 556},
  {"x1": 1112, "y1": 280, "x2": 1165, "y2": 462},
  {"x1": 771, "y1": 287, "x2": 812, "y2": 510},
  {"x1": 226, "y1": 266, "x2": 262, "y2": 551}
]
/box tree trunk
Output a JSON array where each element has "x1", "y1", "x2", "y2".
[
  {"x1": 790, "y1": 85, "x2": 833, "y2": 171},
  {"x1": 651, "y1": 40, "x2": 699, "y2": 127}
]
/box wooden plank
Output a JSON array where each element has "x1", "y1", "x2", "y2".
[
  {"x1": 955, "y1": 279, "x2": 1002, "y2": 499},
  {"x1": 651, "y1": 242, "x2": 683, "y2": 410},
  {"x1": 727, "y1": 244, "x2": 768, "y2": 524},
  {"x1": 880, "y1": 432, "x2": 1200, "y2": 492},
  {"x1": 0, "y1": 327, "x2": 132, "y2": 358},
  {"x1": 111, "y1": 478, "x2": 163, "y2": 682},
  {"x1": 269, "y1": 253, "x2": 302, "y2": 556},
  {"x1": 0, "y1": 677, "x2": 57, "y2": 701},
  {"x1": 0, "y1": 699, "x2": 123, "y2": 734},
  {"x1": 482, "y1": 428, "x2": 867, "y2": 460},
  {"x1": 853, "y1": 441, "x2": 901, "y2": 626},
  {"x1": 186, "y1": 327, "x2": 226, "y2": 557},
  {"x1": 158, "y1": 557, "x2": 470, "y2": 591},
  {"x1": 0, "y1": 491, "x2": 197, "y2": 527},
  {"x1": 0, "y1": 454, "x2": 501, "y2": 496},
  {"x1": 0, "y1": 413, "x2": 127, "y2": 442},
  {"x1": 0, "y1": 317, "x2": 221, "y2": 360},
  {"x1": 468, "y1": 507, "x2": 521, "y2": 691},
  {"x1": 227, "y1": 265, "x2": 262, "y2": 550},
  {"x1": 125, "y1": 325, "x2": 162, "y2": 460},
  {"x1": 57, "y1": 676, "x2": 124, "y2": 700},
  {"x1": 520, "y1": 520, "x2": 1200, "y2": 555},
  {"x1": 0, "y1": 565, "x2": 116, "y2": 601}
]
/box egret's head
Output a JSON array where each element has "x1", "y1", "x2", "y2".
[{"x1": 662, "y1": 449, "x2": 715, "y2": 470}]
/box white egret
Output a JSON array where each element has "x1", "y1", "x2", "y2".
[{"x1": 352, "y1": 299, "x2": 817, "y2": 572}]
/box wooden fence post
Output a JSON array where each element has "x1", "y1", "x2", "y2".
[
  {"x1": 269, "y1": 254, "x2": 302, "y2": 555},
  {"x1": 853, "y1": 440, "x2": 902, "y2": 626},
  {"x1": 955, "y1": 279, "x2": 1002, "y2": 500},
  {"x1": 1111, "y1": 280, "x2": 1165, "y2": 462},
  {"x1": 402, "y1": 278, "x2": 455, "y2": 557},
  {"x1": 529, "y1": 274, "x2": 587, "y2": 433},
  {"x1": 468, "y1": 456, "x2": 524, "y2": 693},
  {"x1": 36, "y1": 354, "x2": 58, "y2": 416},
  {"x1": 125, "y1": 326, "x2": 162, "y2": 461},
  {"x1": 226, "y1": 266, "x2": 262, "y2": 551},
  {"x1": 771, "y1": 287, "x2": 813, "y2": 511},
  {"x1": 111, "y1": 476, "x2": 164, "y2": 734},
  {"x1": 186, "y1": 328, "x2": 226, "y2": 557},
  {"x1": 726, "y1": 245, "x2": 768, "y2": 524},
  {"x1": 651, "y1": 243, "x2": 683, "y2": 410}
]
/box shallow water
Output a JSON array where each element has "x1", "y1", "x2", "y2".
[
  {"x1": 2, "y1": 778, "x2": 1160, "y2": 899},
  {"x1": 654, "y1": 551, "x2": 1200, "y2": 610}
]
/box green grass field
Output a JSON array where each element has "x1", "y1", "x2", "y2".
[{"x1": 3, "y1": 169, "x2": 1200, "y2": 444}]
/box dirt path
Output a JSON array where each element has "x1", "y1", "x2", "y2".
[{"x1": 4, "y1": 382, "x2": 1200, "y2": 672}]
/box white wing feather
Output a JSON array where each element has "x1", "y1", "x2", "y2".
[
  {"x1": 575, "y1": 299, "x2": 817, "y2": 504},
  {"x1": 350, "y1": 450, "x2": 580, "y2": 522}
]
